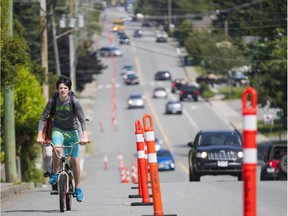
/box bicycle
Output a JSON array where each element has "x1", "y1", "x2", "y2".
[{"x1": 43, "y1": 141, "x2": 87, "y2": 212}]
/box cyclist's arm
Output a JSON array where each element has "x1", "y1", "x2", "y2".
[
  {"x1": 73, "y1": 97, "x2": 88, "y2": 131},
  {"x1": 73, "y1": 97, "x2": 89, "y2": 143},
  {"x1": 37, "y1": 99, "x2": 53, "y2": 144}
]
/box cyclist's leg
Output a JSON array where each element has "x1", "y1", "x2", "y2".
[
  {"x1": 64, "y1": 130, "x2": 84, "y2": 201},
  {"x1": 52, "y1": 129, "x2": 65, "y2": 172},
  {"x1": 63, "y1": 130, "x2": 80, "y2": 187}
]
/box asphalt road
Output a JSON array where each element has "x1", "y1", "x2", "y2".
[{"x1": 1, "y1": 6, "x2": 287, "y2": 216}]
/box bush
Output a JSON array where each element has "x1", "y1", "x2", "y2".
[
  {"x1": 199, "y1": 83, "x2": 215, "y2": 98},
  {"x1": 218, "y1": 86, "x2": 246, "y2": 100}
]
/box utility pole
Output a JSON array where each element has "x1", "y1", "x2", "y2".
[
  {"x1": 69, "y1": 0, "x2": 76, "y2": 92},
  {"x1": 168, "y1": 0, "x2": 172, "y2": 27},
  {"x1": 50, "y1": 4, "x2": 61, "y2": 76},
  {"x1": 4, "y1": 0, "x2": 18, "y2": 182},
  {"x1": 40, "y1": 0, "x2": 49, "y2": 101}
]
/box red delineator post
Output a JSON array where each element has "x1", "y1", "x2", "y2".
[
  {"x1": 143, "y1": 114, "x2": 164, "y2": 216},
  {"x1": 242, "y1": 87, "x2": 257, "y2": 216},
  {"x1": 130, "y1": 120, "x2": 152, "y2": 206}
]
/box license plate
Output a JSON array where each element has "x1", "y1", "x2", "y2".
[
  {"x1": 217, "y1": 161, "x2": 228, "y2": 167},
  {"x1": 267, "y1": 167, "x2": 275, "y2": 173}
]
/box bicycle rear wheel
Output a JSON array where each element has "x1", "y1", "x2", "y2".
[{"x1": 59, "y1": 174, "x2": 66, "y2": 212}]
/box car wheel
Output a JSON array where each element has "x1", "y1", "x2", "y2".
[
  {"x1": 237, "y1": 174, "x2": 243, "y2": 181},
  {"x1": 279, "y1": 155, "x2": 287, "y2": 174},
  {"x1": 260, "y1": 170, "x2": 269, "y2": 181},
  {"x1": 189, "y1": 165, "x2": 200, "y2": 182}
]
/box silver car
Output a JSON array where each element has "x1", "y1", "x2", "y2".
[
  {"x1": 165, "y1": 100, "x2": 182, "y2": 114},
  {"x1": 152, "y1": 87, "x2": 168, "y2": 99},
  {"x1": 127, "y1": 94, "x2": 145, "y2": 109}
]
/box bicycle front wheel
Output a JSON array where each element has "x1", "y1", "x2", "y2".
[
  {"x1": 66, "y1": 181, "x2": 73, "y2": 211},
  {"x1": 59, "y1": 174, "x2": 66, "y2": 212}
]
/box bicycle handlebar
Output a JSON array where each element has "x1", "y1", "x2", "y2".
[{"x1": 43, "y1": 141, "x2": 90, "y2": 159}]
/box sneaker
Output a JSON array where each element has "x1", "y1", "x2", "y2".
[
  {"x1": 49, "y1": 173, "x2": 58, "y2": 185},
  {"x1": 75, "y1": 188, "x2": 84, "y2": 202},
  {"x1": 43, "y1": 171, "x2": 51, "y2": 178}
]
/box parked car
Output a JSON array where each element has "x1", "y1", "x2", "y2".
[
  {"x1": 196, "y1": 73, "x2": 227, "y2": 85},
  {"x1": 127, "y1": 94, "x2": 145, "y2": 109},
  {"x1": 171, "y1": 78, "x2": 187, "y2": 93},
  {"x1": 99, "y1": 46, "x2": 123, "y2": 57},
  {"x1": 187, "y1": 130, "x2": 243, "y2": 181},
  {"x1": 179, "y1": 83, "x2": 199, "y2": 101},
  {"x1": 165, "y1": 100, "x2": 182, "y2": 114},
  {"x1": 134, "y1": 29, "x2": 143, "y2": 38},
  {"x1": 157, "y1": 149, "x2": 175, "y2": 171},
  {"x1": 260, "y1": 144, "x2": 287, "y2": 180},
  {"x1": 124, "y1": 73, "x2": 139, "y2": 85},
  {"x1": 228, "y1": 70, "x2": 249, "y2": 86},
  {"x1": 152, "y1": 87, "x2": 168, "y2": 99},
  {"x1": 155, "y1": 70, "x2": 172, "y2": 81}
]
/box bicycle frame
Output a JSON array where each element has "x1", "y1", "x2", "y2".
[{"x1": 44, "y1": 141, "x2": 80, "y2": 212}]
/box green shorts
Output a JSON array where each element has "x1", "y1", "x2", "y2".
[{"x1": 52, "y1": 128, "x2": 80, "y2": 157}]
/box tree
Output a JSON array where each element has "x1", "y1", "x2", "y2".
[
  {"x1": 184, "y1": 29, "x2": 246, "y2": 74},
  {"x1": 249, "y1": 37, "x2": 287, "y2": 117},
  {"x1": 1, "y1": 0, "x2": 46, "y2": 182}
]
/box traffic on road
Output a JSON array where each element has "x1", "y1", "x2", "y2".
[{"x1": 2, "y1": 6, "x2": 286, "y2": 216}]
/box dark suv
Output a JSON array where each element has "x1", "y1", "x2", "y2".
[
  {"x1": 187, "y1": 130, "x2": 243, "y2": 182},
  {"x1": 171, "y1": 78, "x2": 187, "y2": 93},
  {"x1": 179, "y1": 83, "x2": 199, "y2": 101},
  {"x1": 260, "y1": 144, "x2": 287, "y2": 180}
]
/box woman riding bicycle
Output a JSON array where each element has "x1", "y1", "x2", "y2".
[{"x1": 37, "y1": 76, "x2": 89, "y2": 202}]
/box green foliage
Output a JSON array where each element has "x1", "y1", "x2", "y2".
[
  {"x1": 212, "y1": 0, "x2": 286, "y2": 38},
  {"x1": 1, "y1": 36, "x2": 30, "y2": 86},
  {"x1": 184, "y1": 30, "x2": 246, "y2": 75},
  {"x1": 249, "y1": 37, "x2": 287, "y2": 115},
  {"x1": 13, "y1": 67, "x2": 46, "y2": 182},
  {"x1": 174, "y1": 19, "x2": 192, "y2": 46},
  {"x1": 0, "y1": 0, "x2": 9, "y2": 49},
  {"x1": 218, "y1": 86, "x2": 247, "y2": 100},
  {"x1": 198, "y1": 83, "x2": 215, "y2": 98}
]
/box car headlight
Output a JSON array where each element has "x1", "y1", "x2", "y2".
[
  {"x1": 196, "y1": 152, "x2": 208, "y2": 159},
  {"x1": 238, "y1": 151, "x2": 243, "y2": 158}
]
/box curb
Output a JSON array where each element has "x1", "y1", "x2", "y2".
[{"x1": 1, "y1": 182, "x2": 43, "y2": 200}]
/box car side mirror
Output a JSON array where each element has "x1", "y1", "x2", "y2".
[{"x1": 187, "y1": 142, "x2": 194, "y2": 147}]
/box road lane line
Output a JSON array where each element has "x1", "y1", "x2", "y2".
[
  {"x1": 131, "y1": 40, "x2": 143, "y2": 83},
  {"x1": 178, "y1": 161, "x2": 189, "y2": 174},
  {"x1": 144, "y1": 91, "x2": 174, "y2": 153}
]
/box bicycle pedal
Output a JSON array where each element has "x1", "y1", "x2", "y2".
[{"x1": 50, "y1": 191, "x2": 58, "y2": 195}]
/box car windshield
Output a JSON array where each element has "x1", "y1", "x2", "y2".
[
  {"x1": 157, "y1": 150, "x2": 171, "y2": 157},
  {"x1": 127, "y1": 74, "x2": 137, "y2": 78},
  {"x1": 168, "y1": 102, "x2": 181, "y2": 108},
  {"x1": 198, "y1": 133, "x2": 242, "y2": 146},
  {"x1": 130, "y1": 95, "x2": 142, "y2": 99}
]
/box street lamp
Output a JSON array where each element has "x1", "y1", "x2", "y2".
[{"x1": 56, "y1": 15, "x2": 84, "y2": 92}]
